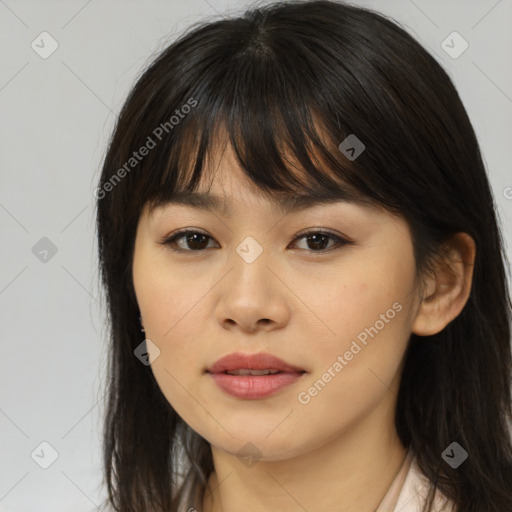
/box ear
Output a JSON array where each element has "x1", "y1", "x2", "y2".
[{"x1": 412, "y1": 232, "x2": 476, "y2": 336}]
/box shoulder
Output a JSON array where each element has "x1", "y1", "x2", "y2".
[{"x1": 393, "y1": 456, "x2": 456, "y2": 512}]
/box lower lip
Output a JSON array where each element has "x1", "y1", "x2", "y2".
[{"x1": 209, "y1": 372, "x2": 305, "y2": 399}]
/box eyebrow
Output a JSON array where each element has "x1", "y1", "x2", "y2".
[{"x1": 150, "y1": 190, "x2": 373, "y2": 217}]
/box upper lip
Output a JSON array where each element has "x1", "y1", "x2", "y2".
[{"x1": 207, "y1": 352, "x2": 306, "y2": 374}]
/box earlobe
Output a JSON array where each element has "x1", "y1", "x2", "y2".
[{"x1": 412, "y1": 232, "x2": 476, "y2": 336}]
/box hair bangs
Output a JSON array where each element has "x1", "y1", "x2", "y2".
[{"x1": 145, "y1": 62, "x2": 378, "y2": 214}]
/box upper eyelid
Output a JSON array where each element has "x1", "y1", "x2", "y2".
[
  {"x1": 160, "y1": 228, "x2": 350, "y2": 250},
  {"x1": 162, "y1": 227, "x2": 345, "y2": 240}
]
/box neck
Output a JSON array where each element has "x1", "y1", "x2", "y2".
[{"x1": 201, "y1": 393, "x2": 407, "y2": 512}]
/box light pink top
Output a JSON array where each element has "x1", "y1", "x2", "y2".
[
  {"x1": 376, "y1": 450, "x2": 455, "y2": 512},
  {"x1": 187, "y1": 449, "x2": 456, "y2": 512}
]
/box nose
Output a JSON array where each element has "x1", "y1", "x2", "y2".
[{"x1": 214, "y1": 247, "x2": 291, "y2": 335}]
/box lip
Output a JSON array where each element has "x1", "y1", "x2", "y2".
[
  {"x1": 207, "y1": 352, "x2": 306, "y2": 400},
  {"x1": 208, "y1": 352, "x2": 305, "y2": 374}
]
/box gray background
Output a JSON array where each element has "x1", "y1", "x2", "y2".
[{"x1": 1, "y1": 0, "x2": 511, "y2": 510}]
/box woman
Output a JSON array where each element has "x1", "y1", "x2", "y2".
[{"x1": 95, "y1": 1, "x2": 512, "y2": 510}]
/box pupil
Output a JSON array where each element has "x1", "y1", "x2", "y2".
[
  {"x1": 188, "y1": 233, "x2": 207, "y2": 250},
  {"x1": 308, "y1": 234, "x2": 328, "y2": 250}
]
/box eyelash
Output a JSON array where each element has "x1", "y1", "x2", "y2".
[{"x1": 159, "y1": 229, "x2": 352, "y2": 254}]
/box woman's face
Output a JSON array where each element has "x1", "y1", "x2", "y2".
[{"x1": 132, "y1": 142, "x2": 423, "y2": 461}]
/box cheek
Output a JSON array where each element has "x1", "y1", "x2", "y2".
[
  {"x1": 132, "y1": 256, "x2": 214, "y2": 409},
  {"x1": 133, "y1": 246, "x2": 189, "y2": 370},
  {"x1": 135, "y1": 273, "x2": 207, "y2": 368},
  {"x1": 295, "y1": 249, "x2": 415, "y2": 355},
  {"x1": 133, "y1": 244, "x2": 200, "y2": 341},
  {"x1": 137, "y1": 279, "x2": 210, "y2": 426},
  {"x1": 292, "y1": 248, "x2": 416, "y2": 409}
]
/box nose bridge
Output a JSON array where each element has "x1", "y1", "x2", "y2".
[
  {"x1": 228, "y1": 234, "x2": 272, "y2": 296},
  {"x1": 235, "y1": 234, "x2": 266, "y2": 266},
  {"x1": 215, "y1": 233, "x2": 290, "y2": 331}
]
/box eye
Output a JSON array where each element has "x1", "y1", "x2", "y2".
[
  {"x1": 289, "y1": 230, "x2": 350, "y2": 252},
  {"x1": 159, "y1": 229, "x2": 218, "y2": 252},
  {"x1": 159, "y1": 229, "x2": 351, "y2": 253}
]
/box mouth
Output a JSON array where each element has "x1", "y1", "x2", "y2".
[
  {"x1": 224, "y1": 369, "x2": 282, "y2": 376},
  {"x1": 206, "y1": 352, "x2": 306, "y2": 399},
  {"x1": 207, "y1": 352, "x2": 306, "y2": 374}
]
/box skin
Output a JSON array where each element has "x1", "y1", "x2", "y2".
[{"x1": 132, "y1": 141, "x2": 475, "y2": 512}]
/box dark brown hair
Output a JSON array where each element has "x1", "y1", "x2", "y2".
[{"x1": 95, "y1": 1, "x2": 512, "y2": 510}]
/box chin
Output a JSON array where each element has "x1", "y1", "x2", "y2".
[{"x1": 203, "y1": 427, "x2": 308, "y2": 462}]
